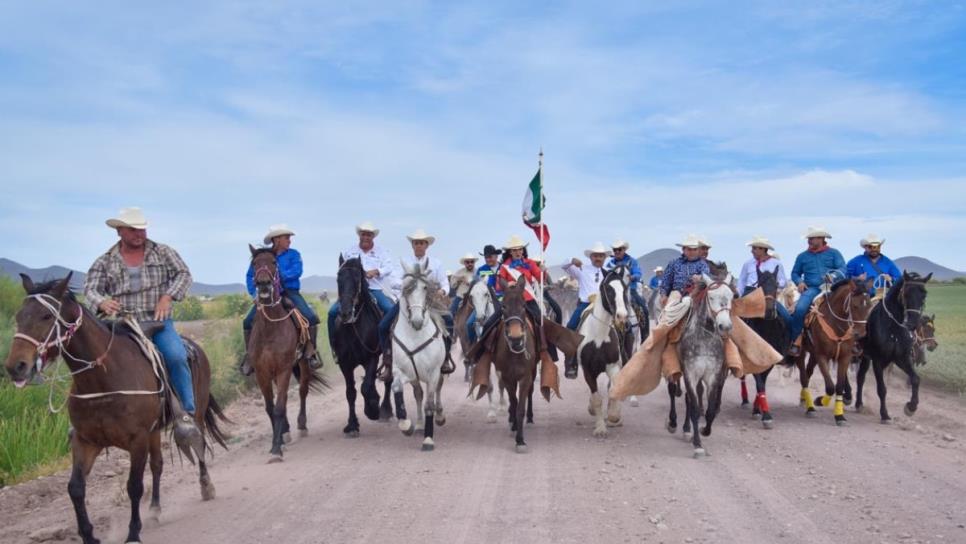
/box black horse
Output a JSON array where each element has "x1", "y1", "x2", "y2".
[
  {"x1": 739, "y1": 269, "x2": 790, "y2": 429},
  {"x1": 330, "y1": 257, "x2": 398, "y2": 437},
  {"x1": 855, "y1": 271, "x2": 931, "y2": 423}
]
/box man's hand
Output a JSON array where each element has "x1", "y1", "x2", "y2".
[
  {"x1": 98, "y1": 299, "x2": 121, "y2": 316},
  {"x1": 571, "y1": 258, "x2": 583, "y2": 268},
  {"x1": 797, "y1": 282, "x2": 807, "y2": 293},
  {"x1": 366, "y1": 269, "x2": 380, "y2": 279},
  {"x1": 154, "y1": 295, "x2": 173, "y2": 320}
]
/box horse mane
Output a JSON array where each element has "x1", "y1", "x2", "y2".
[
  {"x1": 26, "y1": 278, "x2": 77, "y2": 298},
  {"x1": 707, "y1": 260, "x2": 728, "y2": 280}
]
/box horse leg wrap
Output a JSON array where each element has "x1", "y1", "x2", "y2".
[
  {"x1": 801, "y1": 388, "x2": 815, "y2": 410},
  {"x1": 756, "y1": 393, "x2": 770, "y2": 414},
  {"x1": 740, "y1": 380, "x2": 749, "y2": 403},
  {"x1": 833, "y1": 395, "x2": 845, "y2": 417},
  {"x1": 817, "y1": 395, "x2": 832, "y2": 407}
]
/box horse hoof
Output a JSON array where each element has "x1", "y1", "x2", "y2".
[
  {"x1": 421, "y1": 438, "x2": 435, "y2": 451},
  {"x1": 379, "y1": 407, "x2": 393, "y2": 422},
  {"x1": 741, "y1": 400, "x2": 749, "y2": 408},
  {"x1": 843, "y1": 396, "x2": 853, "y2": 406},
  {"x1": 201, "y1": 481, "x2": 216, "y2": 501},
  {"x1": 299, "y1": 429, "x2": 309, "y2": 438},
  {"x1": 762, "y1": 419, "x2": 774, "y2": 430},
  {"x1": 515, "y1": 444, "x2": 529, "y2": 454},
  {"x1": 282, "y1": 432, "x2": 292, "y2": 444},
  {"x1": 666, "y1": 421, "x2": 677, "y2": 434},
  {"x1": 343, "y1": 429, "x2": 360, "y2": 438},
  {"x1": 629, "y1": 397, "x2": 640, "y2": 407},
  {"x1": 880, "y1": 417, "x2": 892, "y2": 425},
  {"x1": 593, "y1": 427, "x2": 608, "y2": 438},
  {"x1": 835, "y1": 418, "x2": 848, "y2": 427},
  {"x1": 435, "y1": 415, "x2": 446, "y2": 427},
  {"x1": 486, "y1": 412, "x2": 497, "y2": 423},
  {"x1": 805, "y1": 409, "x2": 816, "y2": 418},
  {"x1": 399, "y1": 420, "x2": 415, "y2": 436},
  {"x1": 693, "y1": 448, "x2": 706, "y2": 458},
  {"x1": 904, "y1": 404, "x2": 917, "y2": 417},
  {"x1": 682, "y1": 431, "x2": 692, "y2": 441},
  {"x1": 606, "y1": 417, "x2": 622, "y2": 427},
  {"x1": 751, "y1": 411, "x2": 761, "y2": 420},
  {"x1": 268, "y1": 454, "x2": 284, "y2": 464}
]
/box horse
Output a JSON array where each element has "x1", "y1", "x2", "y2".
[
  {"x1": 854, "y1": 272, "x2": 931, "y2": 423},
  {"x1": 574, "y1": 266, "x2": 630, "y2": 437},
  {"x1": 4, "y1": 274, "x2": 228, "y2": 544},
  {"x1": 330, "y1": 257, "x2": 398, "y2": 437},
  {"x1": 670, "y1": 272, "x2": 736, "y2": 458},
  {"x1": 738, "y1": 270, "x2": 790, "y2": 429},
  {"x1": 390, "y1": 262, "x2": 448, "y2": 450},
  {"x1": 912, "y1": 313, "x2": 938, "y2": 366},
  {"x1": 794, "y1": 278, "x2": 873, "y2": 425},
  {"x1": 455, "y1": 279, "x2": 507, "y2": 422},
  {"x1": 248, "y1": 246, "x2": 327, "y2": 462}
]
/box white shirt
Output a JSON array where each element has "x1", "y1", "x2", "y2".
[
  {"x1": 341, "y1": 244, "x2": 398, "y2": 294},
  {"x1": 737, "y1": 257, "x2": 788, "y2": 295},
  {"x1": 562, "y1": 261, "x2": 604, "y2": 303},
  {"x1": 402, "y1": 254, "x2": 450, "y2": 295}
]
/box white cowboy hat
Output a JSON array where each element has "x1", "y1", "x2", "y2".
[
  {"x1": 406, "y1": 228, "x2": 436, "y2": 245},
  {"x1": 746, "y1": 235, "x2": 774, "y2": 250},
  {"x1": 584, "y1": 241, "x2": 612, "y2": 258},
  {"x1": 355, "y1": 221, "x2": 380, "y2": 237},
  {"x1": 611, "y1": 239, "x2": 631, "y2": 250},
  {"x1": 803, "y1": 225, "x2": 832, "y2": 239},
  {"x1": 653, "y1": 266, "x2": 664, "y2": 273},
  {"x1": 860, "y1": 233, "x2": 885, "y2": 247},
  {"x1": 105, "y1": 207, "x2": 149, "y2": 230},
  {"x1": 458, "y1": 253, "x2": 479, "y2": 264},
  {"x1": 502, "y1": 234, "x2": 529, "y2": 250},
  {"x1": 697, "y1": 235, "x2": 712, "y2": 249},
  {"x1": 675, "y1": 233, "x2": 703, "y2": 249},
  {"x1": 263, "y1": 224, "x2": 295, "y2": 245}
]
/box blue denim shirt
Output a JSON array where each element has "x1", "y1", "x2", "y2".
[
  {"x1": 649, "y1": 275, "x2": 661, "y2": 289},
  {"x1": 247, "y1": 248, "x2": 303, "y2": 296},
  {"x1": 847, "y1": 253, "x2": 901, "y2": 295},
  {"x1": 790, "y1": 247, "x2": 846, "y2": 288},
  {"x1": 604, "y1": 254, "x2": 642, "y2": 286},
  {"x1": 476, "y1": 264, "x2": 499, "y2": 288},
  {"x1": 661, "y1": 256, "x2": 711, "y2": 296}
]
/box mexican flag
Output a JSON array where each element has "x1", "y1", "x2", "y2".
[{"x1": 522, "y1": 168, "x2": 550, "y2": 250}]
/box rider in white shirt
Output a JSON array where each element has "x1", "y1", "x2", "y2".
[{"x1": 561, "y1": 242, "x2": 610, "y2": 379}]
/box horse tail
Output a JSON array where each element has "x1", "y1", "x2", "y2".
[
  {"x1": 293, "y1": 362, "x2": 331, "y2": 394},
  {"x1": 203, "y1": 393, "x2": 232, "y2": 452}
]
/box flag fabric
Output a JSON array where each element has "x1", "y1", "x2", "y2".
[{"x1": 522, "y1": 168, "x2": 550, "y2": 250}]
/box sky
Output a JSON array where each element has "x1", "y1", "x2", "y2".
[{"x1": 1, "y1": 1, "x2": 965, "y2": 283}]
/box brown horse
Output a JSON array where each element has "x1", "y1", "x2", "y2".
[
  {"x1": 795, "y1": 278, "x2": 872, "y2": 426},
  {"x1": 248, "y1": 246, "x2": 327, "y2": 462},
  {"x1": 4, "y1": 273, "x2": 228, "y2": 544}
]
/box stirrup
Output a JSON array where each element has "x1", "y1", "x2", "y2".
[
  {"x1": 172, "y1": 415, "x2": 203, "y2": 464},
  {"x1": 307, "y1": 353, "x2": 323, "y2": 371},
  {"x1": 441, "y1": 354, "x2": 456, "y2": 375},
  {"x1": 238, "y1": 355, "x2": 254, "y2": 377},
  {"x1": 564, "y1": 358, "x2": 578, "y2": 379}
]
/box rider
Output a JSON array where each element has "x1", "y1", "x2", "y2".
[
  {"x1": 649, "y1": 266, "x2": 664, "y2": 289},
  {"x1": 378, "y1": 229, "x2": 454, "y2": 379},
  {"x1": 787, "y1": 226, "x2": 847, "y2": 357},
  {"x1": 847, "y1": 234, "x2": 901, "y2": 298},
  {"x1": 605, "y1": 239, "x2": 648, "y2": 324},
  {"x1": 476, "y1": 244, "x2": 502, "y2": 288},
  {"x1": 84, "y1": 207, "x2": 200, "y2": 444},
  {"x1": 659, "y1": 234, "x2": 712, "y2": 320},
  {"x1": 697, "y1": 236, "x2": 712, "y2": 262},
  {"x1": 239, "y1": 224, "x2": 321, "y2": 376},
  {"x1": 737, "y1": 235, "x2": 792, "y2": 326},
  {"x1": 450, "y1": 253, "x2": 479, "y2": 343},
  {"x1": 530, "y1": 255, "x2": 563, "y2": 325},
  {"x1": 562, "y1": 242, "x2": 609, "y2": 378}
]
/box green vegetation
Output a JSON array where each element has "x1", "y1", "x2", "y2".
[{"x1": 920, "y1": 283, "x2": 966, "y2": 394}]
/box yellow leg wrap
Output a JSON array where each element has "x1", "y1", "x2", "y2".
[
  {"x1": 833, "y1": 396, "x2": 845, "y2": 417},
  {"x1": 817, "y1": 395, "x2": 832, "y2": 407},
  {"x1": 801, "y1": 388, "x2": 815, "y2": 410}
]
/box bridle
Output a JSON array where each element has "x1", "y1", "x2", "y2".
[
  {"x1": 400, "y1": 272, "x2": 430, "y2": 325},
  {"x1": 502, "y1": 314, "x2": 530, "y2": 356},
  {"x1": 882, "y1": 279, "x2": 926, "y2": 331},
  {"x1": 13, "y1": 293, "x2": 88, "y2": 373}
]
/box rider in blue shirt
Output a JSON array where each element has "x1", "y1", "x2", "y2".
[
  {"x1": 475, "y1": 244, "x2": 502, "y2": 290},
  {"x1": 604, "y1": 240, "x2": 648, "y2": 323},
  {"x1": 788, "y1": 227, "x2": 846, "y2": 356},
  {"x1": 847, "y1": 234, "x2": 901, "y2": 297},
  {"x1": 649, "y1": 266, "x2": 663, "y2": 290}
]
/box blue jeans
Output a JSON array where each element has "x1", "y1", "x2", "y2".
[
  {"x1": 243, "y1": 290, "x2": 319, "y2": 330},
  {"x1": 789, "y1": 286, "x2": 821, "y2": 341},
  {"x1": 567, "y1": 301, "x2": 590, "y2": 330},
  {"x1": 630, "y1": 287, "x2": 647, "y2": 318},
  {"x1": 153, "y1": 319, "x2": 195, "y2": 414},
  {"x1": 328, "y1": 289, "x2": 396, "y2": 345}
]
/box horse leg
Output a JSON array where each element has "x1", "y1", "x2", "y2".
[
  {"x1": 68, "y1": 437, "x2": 102, "y2": 544},
  {"x1": 682, "y1": 375, "x2": 704, "y2": 457},
  {"x1": 855, "y1": 356, "x2": 870, "y2": 412},
  {"x1": 297, "y1": 360, "x2": 310, "y2": 435},
  {"x1": 506, "y1": 379, "x2": 519, "y2": 432},
  {"x1": 800, "y1": 354, "x2": 817, "y2": 417},
  {"x1": 900, "y1": 357, "x2": 921, "y2": 416},
  {"x1": 702, "y1": 378, "x2": 724, "y2": 438},
  {"x1": 340, "y1": 364, "x2": 360, "y2": 436},
  {"x1": 814, "y1": 355, "x2": 835, "y2": 409},
  {"x1": 485, "y1": 387, "x2": 498, "y2": 423},
  {"x1": 605, "y1": 363, "x2": 623, "y2": 428},
  {"x1": 755, "y1": 367, "x2": 774, "y2": 429},
  {"x1": 258, "y1": 378, "x2": 278, "y2": 451},
  {"x1": 434, "y1": 374, "x2": 446, "y2": 427},
  {"x1": 413, "y1": 381, "x2": 425, "y2": 432},
  {"x1": 871, "y1": 359, "x2": 892, "y2": 423},
  {"x1": 586, "y1": 368, "x2": 605, "y2": 438},
  {"x1": 526, "y1": 379, "x2": 534, "y2": 425},
  {"x1": 147, "y1": 431, "x2": 162, "y2": 524},
  {"x1": 380, "y1": 378, "x2": 394, "y2": 421},
  {"x1": 496, "y1": 370, "x2": 508, "y2": 412},
  {"x1": 361, "y1": 359, "x2": 381, "y2": 421},
  {"x1": 392, "y1": 371, "x2": 413, "y2": 435},
  {"x1": 124, "y1": 440, "x2": 149, "y2": 544},
  {"x1": 666, "y1": 381, "x2": 678, "y2": 433},
  {"x1": 833, "y1": 353, "x2": 850, "y2": 426},
  {"x1": 740, "y1": 376, "x2": 750, "y2": 407},
  {"x1": 515, "y1": 378, "x2": 530, "y2": 453},
  {"x1": 422, "y1": 379, "x2": 436, "y2": 451},
  {"x1": 269, "y1": 370, "x2": 293, "y2": 461}
]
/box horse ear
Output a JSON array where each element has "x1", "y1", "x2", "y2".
[
  {"x1": 724, "y1": 273, "x2": 733, "y2": 286},
  {"x1": 924, "y1": 272, "x2": 933, "y2": 282},
  {"x1": 498, "y1": 276, "x2": 509, "y2": 291},
  {"x1": 338, "y1": 254, "x2": 345, "y2": 267},
  {"x1": 401, "y1": 260, "x2": 413, "y2": 276},
  {"x1": 249, "y1": 244, "x2": 258, "y2": 256},
  {"x1": 52, "y1": 272, "x2": 72, "y2": 298},
  {"x1": 20, "y1": 273, "x2": 35, "y2": 293}
]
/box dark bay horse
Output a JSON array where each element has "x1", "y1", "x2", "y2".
[
  {"x1": 491, "y1": 278, "x2": 539, "y2": 453},
  {"x1": 855, "y1": 272, "x2": 931, "y2": 423},
  {"x1": 739, "y1": 270, "x2": 790, "y2": 429},
  {"x1": 795, "y1": 278, "x2": 872, "y2": 425},
  {"x1": 249, "y1": 247, "x2": 327, "y2": 462},
  {"x1": 330, "y1": 257, "x2": 397, "y2": 437},
  {"x1": 4, "y1": 274, "x2": 228, "y2": 544}
]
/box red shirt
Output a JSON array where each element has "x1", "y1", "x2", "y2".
[{"x1": 496, "y1": 258, "x2": 541, "y2": 301}]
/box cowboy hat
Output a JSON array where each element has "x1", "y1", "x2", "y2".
[
  {"x1": 584, "y1": 241, "x2": 611, "y2": 258},
  {"x1": 459, "y1": 253, "x2": 479, "y2": 264},
  {"x1": 502, "y1": 234, "x2": 529, "y2": 250},
  {"x1": 263, "y1": 224, "x2": 296, "y2": 245},
  {"x1": 406, "y1": 228, "x2": 435, "y2": 245},
  {"x1": 611, "y1": 239, "x2": 630, "y2": 250},
  {"x1": 356, "y1": 221, "x2": 380, "y2": 237},
  {"x1": 746, "y1": 235, "x2": 774, "y2": 250},
  {"x1": 697, "y1": 235, "x2": 712, "y2": 249},
  {"x1": 653, "y1": 266, "x2": 664, "y2": 273},
  {"x1": 105, "y1": 207, "x2": 149, "y2": 230},
  {"x1": 860, "y1": 233, "x2": 885, "y2": 247},
  {"x1": 675, "y1": 234, "x2": 703, "y2": 249},
  {"x1": 803, "y1": 226, "x2": 832, "y2": 239},
  {"x1": 480, "y1": 244, "x2": 501, "y2": 257}
]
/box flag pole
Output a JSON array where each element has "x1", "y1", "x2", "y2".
[{"x1": 538, "y1": 147, "x2": 545, "y2": 328}]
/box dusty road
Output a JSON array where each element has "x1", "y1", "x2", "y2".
[{"x1": 2, "y1": 364, "x2": 965, "y2": 544}]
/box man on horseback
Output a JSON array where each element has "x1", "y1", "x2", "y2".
[
  {"x1": 787, "y1": 226, "x2": 847, "y2": 357},
  {"x1": 847, "y1": 234, "x2": 901, "y2": 299},
  {"x1": 562, "y1": 242, "x2": 609, "y2": 378},
  {"x1": 737, "y1": 236, "x2": 792, "y2": 324},
  {"x1": 84, "y1": 207, "x2": 201, "y2": 442},
  {"x1": 531, "y1": 255, "x2": 563, "y2": 325},
  {"x1": 476, "y1": 244, "x2": 501, "y2": 287},
  {"x1": 605, "y1": 239, "x2": 648, "y2": 329},
  {"x1": 649, "y1": 266, "x2": 663, "y2": 290},
  {"x1": 659, "y1": 234, "x2": 711, "y2": 313},
  {"x1": 450, "y1": 253, "x2": 479, "y2": 343},
  {"x1": 239, "y1": 224, "x2": 321, "y2": 376},
  {"x1": 378, "y1": 229, "x2": 455, "y2": 380}
]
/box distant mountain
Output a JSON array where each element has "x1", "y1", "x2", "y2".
[
  {"x1": 894, "y1": 257, "x2": 965, "y2": 281},
  {"x1": 300, "y1": 275, "x2": 338, "y2": 294},
  {"x1": 637, "y1": 248, "x2": 681, "y2": 278}
]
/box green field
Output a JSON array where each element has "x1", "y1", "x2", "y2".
[{"x1": 919, "y1": 283, "x2": 966, "y2": 394}]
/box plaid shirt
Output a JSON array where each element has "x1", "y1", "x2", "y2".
[
  {"x1": 84, "y1": 240, "x2": 193, "y2": 321},
  {"x1": 660, "y1": 256, "x2": 710, "y2": 296}
]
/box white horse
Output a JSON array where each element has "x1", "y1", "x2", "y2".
[
  {"x1": 464, "y1": 279, "x2": 508, "y2": 422},
  {"x1": 391, "y1": 262, "x2": 447, "y2": 451},
  {"x1": 575, "y1": 266, "x2": 630, "y2": 437}
]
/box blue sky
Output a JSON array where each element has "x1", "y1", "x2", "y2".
[{"x1": 1, "y1": 1, "x2": 965, "y2": 283}]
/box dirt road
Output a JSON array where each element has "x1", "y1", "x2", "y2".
[{"x1": 2, "y1": 365, "x2": 965, "y2": 544}]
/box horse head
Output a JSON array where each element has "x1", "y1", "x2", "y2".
[
  {"x1": 756, "y1": 269, "x2": 780, "y2": 319},
  {"x1": 499, "y1": 277, "x2": 529, "y2": 354},
  {"x1": 897, "y1": 271, "x2": 931, "y2": 331},
  {"x1": 5, "y1": 273, "x2": 78, "y2": 386},
  {"x1": 600, "y1": 266, "x2": 629, "y2": 326},
  {"x1": 336, "y1": 256, "x2": 367, "y2": 324},
  {"x1": 701, "y1": 272, "x2": 734, "y2": 337},
  {"x1": 250, "y1": 245, "x2": 280, "y2": 304},
  {"x1": 846, "y1": 278, "x2": 874, "y2": 338},
  {"x1": 468, "y1": 279, "x2": 495, "y2": 323},
  {"x1": 400, "y1": 261, "x2": 430, "y2": 330}
]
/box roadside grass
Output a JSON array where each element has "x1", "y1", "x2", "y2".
[{"x1": 919, "y1": 283, "x2": 966, "y2": 395}]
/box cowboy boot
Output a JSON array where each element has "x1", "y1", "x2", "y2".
[
  {"x1": 471, "y1": 351, "x2": 493, "y2": 400},
  {"x1": 169, "y1": 395, "x2": 203, "y2": 464},
  {"x1": 306, "y1": 325, "x2": 323, "y2": 370},
  {"x1": 378, "y1": 345, "x2": 393, "y2": 382},
  {"x1": 787, "y1": 335, "x2": 802, "y2": 357},
  {"x1": 441, "y1": 336, "x2": 456, "y2": 375},
  {"x1": 564, "y1": 354, "x2": 579, "y2": 379},
  {"x1": 238, "y1": 328, "x2": 253, "y2": 376}
]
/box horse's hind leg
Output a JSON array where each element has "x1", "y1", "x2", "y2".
[
  {"x1": 340, "y1": 364, "x2": 360, "y2": 436},
  {"x1": 297, "y1": 360, "x2": 310, "y2": 435},
  {"x1": 855, "y1": 356, "x2": 870, "y2": 412},
  {"x1": 755, "y1": 368, "x2": 774, "y2": 429},
  {"x1": 413, "y1": 381, "x2": 425, "y2": 432},
  {"x1": 666, "y1": 381, "x2": 679, "y2": 433},
  {"x1": 605, "y1": 363, "x2": 623, "y2": 428},
  {"x1": 68, "y1": 437, "x2": 102, "y2": 544},
  {"x1": 380, "y1": 378, "x2": 393, "y2": 421},
  {"x1": 740, "y1": 376, "x2": 750, "y2": 407},
  {"x1": 392, "y1": 373, "x2": 413, "y2": 436},
  {"x1": 585, "y1": 369, "x2": 606, "y2": 437},
  {"x1": 422, "y1": 379, "x2": 437, "y2": 451},
  {"x1": 147, "y1": 431, "x2": 163, "y2": 524},
  {"x1": 434, "y1": 374, "x2": 446, "y2": 427},
  {"x1": 682, "y1": 376, "x2": 704, "y2": 457}
]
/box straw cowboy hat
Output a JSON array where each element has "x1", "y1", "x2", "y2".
[
  {"x1": 458, "y1": 253, "x2": 479, "y2": 264},
  {"x1": 502, "y1": 234, "x2": 529, "y2": 250},
  {"x1": 584, "y1": 241, "x2": 611, "y2": 258},
  {"x1": 675, "y1": 234, "x2": 703, "y2": 249},
  {"x1": 355, "y1": 221, "x2": 380, "y2": 237},
  {"x1": 746, "y1": 235, "x2": 774, "y2": 250},
  {"x1": 263, "y1": 224, "x2": 296, "y2": 245},
  {"x1": 803, "y1": 226, "x2": 832, "y2": 239},
  {"x1": 860, "y1": 233, "x2": 886, "y2": 247},
  {"x1": 697, "y1": 235, "x2": 712, "y2": 249},
  {"x1": 406, "y1": 228, "x2": 436, "y2": 245},
  {"x1": 611, "y1": 239, "x2": 631, "y2": 251},
  {"x1": 105, "y1": 207, "x2": 149, "y2": 230},
  {"x1": 653, "y1": 266, "x2": 664, "y2": 273}
]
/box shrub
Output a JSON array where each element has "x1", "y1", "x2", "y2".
[{"x1": 173, "y1": 296, "x2": 204, "y2": 321}]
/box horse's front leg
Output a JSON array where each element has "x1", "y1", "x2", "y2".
[
  {"x1": 269, "y1": 370, "x2": 293, "y2": 461},
  {"x1": 341, "y1": 363, "x2": 360, "y2": 436},
  {"x1": 740, "y1": 376, "x2": 750, "y2": 407},
  {"x1": 257, "y1": 377, "x2": 278, "y2": 453},
  {"x1": 361, "y1": 357, "x2": 381, "y2": 421},
  {"x1": 813, "y1": 353, "x2": 836, "y2": 409},
  {"x1": 702, "y1": 375, "x2": 725, "y2": 438},
  {"x1": 148, "y1": 431, "x2": 163, "y2": 524},
  {"x1": 421, "y1": 378, "x2": 437, "y2": 451},
  {"x1": 585, "y1": 367, "x2": 605, "y2": 438},
  {"x1": 605, "y1": 362, "x2": 623, "y2": 428},
  {"x1": 871, "y1": 358, "x2": 892, "y2": 423},
  {"x1": 297, "y1": 359, "x2": 310, "y2": 435},
  {"x1": 800, "y1": 354, "x2": 818, "y2": 417},
  {"x1": 380, "y1": 378, "x2": 394, "y2": 421},
  {"x1": 682, "y1": 375, "x2": 704, "y2": 457},
  {"x1": 754, "y1": 368, "x2": 774, "y2": 429},
  {"x1": 412, "y1": 380, "x2": 425, "y2": 432},
  {"x1": 900, "y1": 356, "x2": 921, "y2": 416},
  {"x1": 434, "y1": 374, "x2": 446, "y2": 427},
  {"x1": 515, "y1": 378, "x2": 530, "y2": 453},
  {"x1": 68, "y1": 437, "x2": 102, "y2": 544},
  {"x1": 525, "y1": 379, "x2": 534, "y2": 425},
  {"x1": 392, "y1": 370, "x2": 413, "y2": 436},
  {"x1": 124, "y1": 439, "x2": 150, "y2": 544},
  {"x1": 666, "y1": 381, "x2": 679, "y2": 433},
  {"x1": 833, "y1": 352, "x2": 851, "y2": 426}
]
